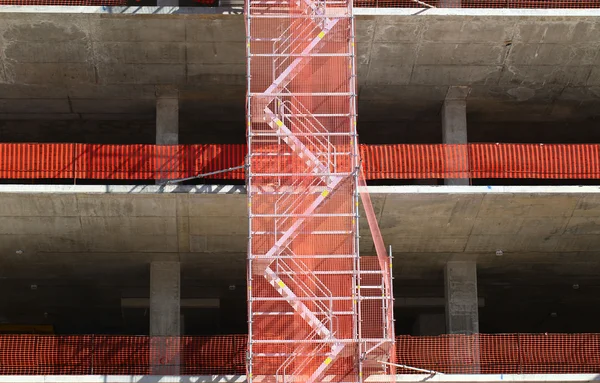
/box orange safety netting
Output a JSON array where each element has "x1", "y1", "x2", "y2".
[
  {"x1": 1, "y1": 143, "x2": 600, "y2": 180},
  {"x1": 1, "y1": 0, "x2": 599, "y2": 6},
  {"x1": 0, "y1": 0, "x2": 125, "y2": 4},
  {"x1": 0, "y1": 335, "x2": 246, "y2": 375},
  {"x1": 1, "y1": 334, "x2": 600, "y2": 375},
  {"x1": 354, "y1": 0, "x2": 600, "y2": 7}
]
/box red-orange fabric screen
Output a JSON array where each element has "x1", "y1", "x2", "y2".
[
  {"x1": 1, "y1": 143, "x2": 600, "y2": 180},
  {"x1": 2, "y1": 0, "x2": 599, "y2": 7},
  {"x1": 1, "y1": 334, "x2": 600, "y2": 375}
]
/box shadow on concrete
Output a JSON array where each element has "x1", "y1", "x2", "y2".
[
  {"x1": 112, "y1": 376, "x2": 246, "y2": 383},
  {"x1": 101, "y1": 6, "x2": 243, "y2": 14},
  {"x1": 112, "y1": 184, "x2": 246, "y2": 194}
]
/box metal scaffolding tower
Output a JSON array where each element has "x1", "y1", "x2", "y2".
[{"x1": 245, "y1": 0, "x2": 394, "y2": 380}]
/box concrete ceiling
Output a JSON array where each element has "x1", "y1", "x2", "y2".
[
  {"x1": 1, "y1": 185, "x2": 600, "y2": 333},
  {"x1": 0, "y1": 12, "x2": 599, "y2": 123},
  {"x1": 2, "y1": 185, "x2": 600, "y2": 286}
]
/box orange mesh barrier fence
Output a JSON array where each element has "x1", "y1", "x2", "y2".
[
  {"x1": 396, "y1": 333, "x2": 600, "y2": 374},
  {"x1": 1, "y1": 143, "x2": 600, "y2": 180},
  {"x1": 2, "y1": 0, "x2": 599, "y2": 6},
  {"x1": 361, "y1": 143, "x2": 600, "y2": 179},
  {"x1": 0, "y1": 143, "x2": 77, "y2": 180},
  {"x1": 354, "y1": 0, "x2": 600, "y2": 7},
  {"x1": 2, "y1": 334, "x2": 600, "y2": 375},
  {"x1": 0, "y1": 335, "x2": 247, "y2": 375},
  {"x1": 0, "y1": 0, "x2": 125, "y2": 4}
]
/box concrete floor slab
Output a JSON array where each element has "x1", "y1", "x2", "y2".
[
  {"x1": 0, "y1": 185, "x2": 598, "y2": 278},
  {"x1": 0, "y1": 375, "x2": 598, "y2": 383},
  {"x1": 0, "y1": 11, "x2": 599, "y2": 123}
]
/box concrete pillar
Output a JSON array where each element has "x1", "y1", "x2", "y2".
[
  {"x1": 445, "y1": 261, "x2": 480, "y2": 373},
  {"x1": 444, "y1": 261, "x2": 478, "y2": 334},
  {"x1": 442, "y1": 86, "x2": 470, "y2": 186},
  {"x1": 155, "y1": 86, "x2": 179, "y2": 183},
  {"x1": 150, "y1": 261, "x2": 181, "y2": 375}
]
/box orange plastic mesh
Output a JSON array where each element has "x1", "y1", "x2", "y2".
[
  {"x1": 354, "y1": 0, "x2": 600, "y2": 7},
  {"x1": 0, "y1": 0, "x2": 125, "y2": 4},
  {"x1": 2, "y1": 334, "x2": 600, "y2": 375},
  {"x1": 1, "y1": 0, "x2": 599, "y2": 6},
  {"x1": 2, "y1": 143, "x2": 600, "y2": 181}
]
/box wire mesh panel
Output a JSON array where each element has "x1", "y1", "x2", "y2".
[
  {"x1": 245, "y1": 0, "x2": 393, "y2": 380},
  {"x1": 2, "y1": 0, "x2": 600, "y2": 6}
]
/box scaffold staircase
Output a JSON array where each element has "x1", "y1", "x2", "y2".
[{"x1": 246, "y1": 0, "x2": 394, "y2": 380}]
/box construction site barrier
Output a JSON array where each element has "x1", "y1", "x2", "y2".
[
  {"x1": 1, "y1": 334, "x2": 600, "y2": 375},
  {"x1": 1, "y1": 143, "x2": 600, "y2": 181},
  {"x1": 1, "y1": 0, "x2": 599, "y2": 6}
]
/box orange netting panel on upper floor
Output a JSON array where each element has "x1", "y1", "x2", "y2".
[
  {"x1": 0, "y1": 0, "x2": 125, "y2": 4},
  {"x1": 1, "y1": 334, "x2": 600, "y2": 375},
  {"x1": 354, "y1": 0, "x2": 600, "y2": 7},
  {"x1": 1, "y1": 0, "x2": 599, "y2": 6},
  {"x1": 1, "y1": 143, "x2": 600, "y2": 180}
]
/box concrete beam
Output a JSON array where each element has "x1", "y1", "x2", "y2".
[
  {"x1": 442, "y1": 86, "x2": 470, "y2": 186},
  {"x1": 122, "y1": 297, "x2": 219, "y2": 308},
  {"x1": 2, "y1": 375, "x2": 600, "y2": 383},
  {"x1": 395, "y1": 297, "x2": 485, "y2": 308}
]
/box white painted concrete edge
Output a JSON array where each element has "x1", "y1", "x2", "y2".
[
  {"x1": 372, "y1": 375, "x2": 600, "y2": 382},
  {"x1": 0, "y1": 5, "x2": 599, "y2": 16},
  {"x1": 0, "y1": 6, "x2": 244, "y2": 14},
  {"x1": 353, "y1": 8, "x2": 600, "y2": 16},
  {"x1": 387, "y1": 375, "x2": 600, "y2": 382},
  {"x1": 1, "y1": 376, "x2": 599, "y2": 383},
  {"x1": 0, "y1": 184, "x2": 599, "y2": 194}
]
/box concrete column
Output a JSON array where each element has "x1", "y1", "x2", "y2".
[
  {"x1": 156, "y1": 86, "x2": 179, "y2": 183},
  {"x1": 442, "y1": 86, "x2": 470, "y2": 186},
  {"x1": 444, "y1": 261, "x2": 478, "y2": 334},
  {"x1": 444, "y1": 261, "x2": 480, "y2": 372},
  {"x1": 150, "y1": 261, "x2": 181, "y2": 375}
]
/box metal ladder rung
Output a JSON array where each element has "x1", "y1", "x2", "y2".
[
  {"x1": 253, "y1": 311, "x2": 354, "y2": 316},
  {"x1": 252, "y1": 231, "x2": 353, "y2": 235}
]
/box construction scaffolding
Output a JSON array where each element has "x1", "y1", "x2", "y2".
[{"x1": 245, "y1": 0, "x2": 394, "y2": 380}]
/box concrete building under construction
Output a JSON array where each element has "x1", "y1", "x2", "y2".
[{"x1": 1, "y1": 0, "x2": 600, "y2": 381}]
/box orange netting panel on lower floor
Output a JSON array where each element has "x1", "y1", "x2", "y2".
[
  {"x1": 0, "y1": 335, "x2": 247, "y2": 375},
  {"x1": 2, "y1": 143, "x2": 600, "y2": 180},
  {"x1": 354, "y1": 0, "x2": 600, "y2": 7},
  {"x1": 0, "y1": 0, "x2": 125, "y2": 4},
  {"x1": 1, "y1": 334, "x2": 600, "y2": 375},
  {"x1": 396, "y1": 333, "x2": 600, "y2": 374},
  {"x1": 1, "y1": 0, "x2": 598, "y2": 6}
]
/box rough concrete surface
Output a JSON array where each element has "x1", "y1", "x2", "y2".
[
  {"x1": 0, "y1": 375, "x2": 598, "y2": 383},
  {"x1": 1, "y1": 187, "x2": 600, "y2": 283},
  {"x1": 0, "y1": 185, "x2": 599, "y2": 333},
  {"x1": 0, "y1": 12, "x2": 599, "y2": 124}
]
